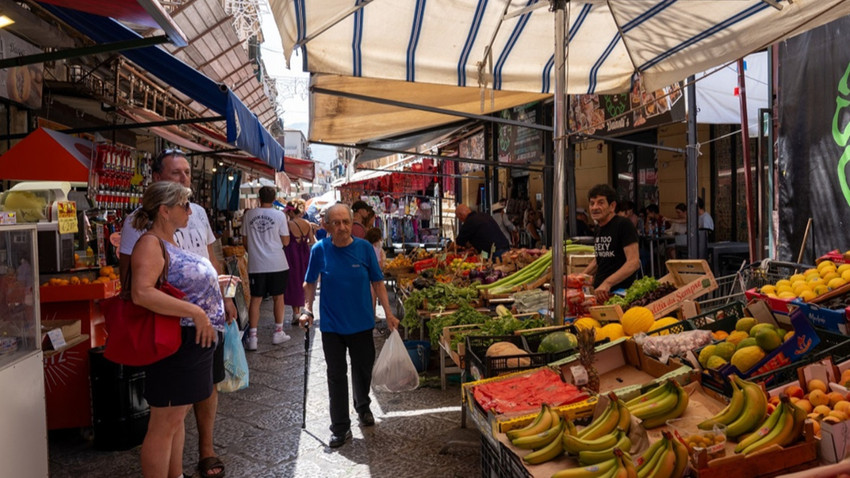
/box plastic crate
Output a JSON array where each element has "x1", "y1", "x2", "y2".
[
  {"x1": 466, "y1": 334, "x2": 549, "y2": 380},
  {"x1": 518, "y1": 325, "x2": 579, "y2": 362},
  {"x1": 481, "y1": 436, "x2": 504, "y2": 478},
  {"x1": 499, "y1": 441, "x2": 533, "y2": 478},
  {"x1": 648, "y1": 301, "x2": 748, "y2": 336}
]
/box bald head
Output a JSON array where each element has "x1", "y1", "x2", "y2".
[{"x1": 456, "y1": 204, "x2": 472, "y2": 221}]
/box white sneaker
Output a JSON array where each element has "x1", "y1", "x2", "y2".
[
  {"x1": 272, "y1": 330, "x2": 291, "y2": 344},
  {"x1": 246, "y1": 334, "x2": 258, "y2": 351}
]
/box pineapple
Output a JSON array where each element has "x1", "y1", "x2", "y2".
[{"x1": 577, "y1": 326, "x2": 599, "y2": 393}]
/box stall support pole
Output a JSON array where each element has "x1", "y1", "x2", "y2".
[
  {"x1": 738, "y1": 58, "x2": 759, "y2": 263},
  {"x1": 686, "y1": 76, "x2": 699, "y2": 259},
  {"x1": 551, "y1": 1, "x2": 567, "y2": 323}
]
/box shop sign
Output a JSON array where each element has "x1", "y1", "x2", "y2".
[
  {"x1": 569, "y1": 78, "x2": 685, "y2": 137},
  {"x1": 56, "y1": 201, "x2": 78, "y2": 234},
  {"x1": 0, "y1": 30, "x2": 44, "y2": 109},
  {"x1": 459, "y1": 133, "x2": 485, "y2": 173},
  {"x1": 497, "y1": 103, "x2": 543, "y2": 165}
]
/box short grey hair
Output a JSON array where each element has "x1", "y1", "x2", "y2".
[{"x1": 326, "y1": 202, "x2": 353, "y2": 220}]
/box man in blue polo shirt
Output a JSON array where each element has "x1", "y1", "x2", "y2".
[{"x1": 299, "y1": 203, "x2": 400, "y2": 448}]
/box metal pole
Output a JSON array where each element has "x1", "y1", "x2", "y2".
[
  {"x1": 551, "y1": 1, "x2": 567, "y2": 323},
  {"x1": 738, "y1": 58, "x2": 758, "y2": 263},
  {"x1": 686, "y1": 76, "x2": 699, "y2": 259}
]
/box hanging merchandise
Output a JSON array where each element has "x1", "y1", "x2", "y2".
[{"x1": 213, "y1": 169, "x2": 242, "y2": 211}]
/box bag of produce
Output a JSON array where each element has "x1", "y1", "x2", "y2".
[
  {"x1": 372, "y1": 330, "x2": 420, "y2": 392},
  {"x1": 634, "y1": 329, "x2": 713, "y2": 363}
]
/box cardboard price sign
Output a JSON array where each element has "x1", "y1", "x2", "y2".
[{"x1": 57, "y1": 201, "x2": 77, "y2": 234}]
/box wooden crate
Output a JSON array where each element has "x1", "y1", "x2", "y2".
[
  {"x1": 567, "y1": 253, "x2": 595, "y2": 274},
  {"x1": 440, "y1": 324, "x2": 480, "y2": 368},
  {"x1": 589, "y1": 259, "x2": 717, "y2": 320}
]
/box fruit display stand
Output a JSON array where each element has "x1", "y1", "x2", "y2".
[
  {"x1": 589, "y1": 260, "x2": 718, "y2": 321},
  {"x1": 38, "y1": 278, "x2": 119, "y2": 430}
]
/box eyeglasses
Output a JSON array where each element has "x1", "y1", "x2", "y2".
[
  {"x1": 176, "y1": 201, "x2": 191, "y2": 211},
  {"x1": 155, "y1": 148, "x2": 187, "y2": 163}
]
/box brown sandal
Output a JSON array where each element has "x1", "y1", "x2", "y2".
[{"x1": 198, "y1": 456, "x2": 225, "y2": 478}]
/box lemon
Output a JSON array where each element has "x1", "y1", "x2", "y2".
[
  {"x1": 828, "y1": 277, "x2": 847, "y2": 290},
  {"x1": 838, "y1": 264, "x2": 850, "y2": 275},
  {"x1": 804, "y1": 268, "x2": 821, "y2": 277},
  {"x1": 793, "y1": 283, "x2": 811, "y2": 296},
  {"x1": 799, "y1": 289, "x2": 817, "y2": 301},
  {"x1": 790, "y1": 274, "x2": 806, "y2": 283},
  {"x1": 778, "y1": 291, "x2": 798, "y2": 299},
  {"x1": 776, "y1": 285, "x2": 793, "y2": 294},
  {"x1": 819, "y1": 260, "x2": 837, "y2": 271},
  {"x1": 760, "y1": 284, "x2": 777, "y2": 295},
  {"x1": 807, "y1": 273, "x2": 823, "y2": 282},
  {"x1": 776, "y1": 279, "x2": 792, "y2": 288},
  {"x1": 813, "y1": 285, "x2": 830, "y2": 296},
  {"x1": 842, "y1": 269, "x2": 850, "y2": 282},
  {"x1": 822, "y1": 272, "x2": 840, "y2": 283}
]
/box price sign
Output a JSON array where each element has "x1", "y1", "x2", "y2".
[{"x1": 57, "y1": 201, "x2": 78, "y2": 234}]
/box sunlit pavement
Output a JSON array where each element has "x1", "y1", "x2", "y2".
[{"x1": 48, "y1": 294, "x2": 481, "y2": 477}]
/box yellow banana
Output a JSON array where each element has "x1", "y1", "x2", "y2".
[
  {"x1": 741, "y1": 402, "x2": 795, "y2": 455},
  {"x1": 669, "y1": 433, "x2": 690, "y2": 478},
  {"x1": 640, "y1": 380, "x2": 689, "y2": 429},
  {"x1": 551, "y1": 457, "x2": 620, "y2": 478},
  {"x1": 563, "y1": 428, "x2": 621, "y2": 454},
  {"x1": 565, "y1": 419, "x2": 578, "y2": 436},
  {"x1": 635, "y1": 437, "x2": 666, "y2": 475},
  {"x1": 522, "y1": 427, "x2": 565, "y2": 464},
  {"x1": 620, "y1": 448, "x2": 639, "y2": 478},
  {"x1": 782, "y1": 399, "x2": 807, "y2": 446},
  {"x1": 615, "y1": 395, "x2": 632, "y2": 433},
  {"x1": 725, "y1": 375, "x2": 767, "y2": 438},
  {"x1": 626, "y1": 381, "x2": 670, "y2": 408},
  {"x1": 628, "y1": 383, "x2": 676, "y2": 419},
  {"x1": 579, "y1": 399, "x2": 619, "y2": 439},
  {"x1": 512, "y1": 417, "x2": 564, "y2": 450},
  {"x1": 734, "y1": 403, "x2": 785, "y2": 453},
  {"x1": 698, "y1": 377, "x2": 745, "y2": 429},
  {"x1": 507, "y1": 403, "x2": 552, "y2": 440},
  {"x1": 578, "y1": 432, "x2": 632, "y2": 465},
  {"x1": 612, "y1": 448, "x2": 632, "y2": 478},
  {"x1": 644, "y1": 435, "x2": 676, "y2": 478}
]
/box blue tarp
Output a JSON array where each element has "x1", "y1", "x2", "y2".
[{"x1": 43, "y1": 4, "x2": 284, "y2": 171}]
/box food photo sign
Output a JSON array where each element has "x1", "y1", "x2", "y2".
[{"x1": 0, "y1": 30, "x2": 43, "y2": 109}]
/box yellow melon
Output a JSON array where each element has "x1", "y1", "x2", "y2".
[
  {"x1": 597, "y1": 323, "x2": 625, "y2": 341},
  {"x1": 574, "y1": 317, "x2": 601, "y2": 331},
  {"x1": 621, "y1": 306, "x2": 655, "y2": 336},
  {"x1": 649, "y1": 317, "x2": 680, "y2": 335}
]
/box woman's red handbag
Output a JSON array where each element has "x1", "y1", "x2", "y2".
[{"x1": 101, "y1": 237, "x2": 185, "y2": 366}]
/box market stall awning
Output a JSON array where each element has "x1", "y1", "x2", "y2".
[
  {"x1": 331, "y1": 169, "x2": 392, "y2": 188},
  {"x1": 284, "y1": 156, "x2": 315, "y2": 182},
  {"x1": 0, "y1": 128, "x2": 93, "y2": 182},
  {"x1": 43, "y1": 5, "x2": 284, "y2": 171}
]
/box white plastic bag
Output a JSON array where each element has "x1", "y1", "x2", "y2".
[{"x1": 372, "y1": 329, "x2": 420, "y2": 392}]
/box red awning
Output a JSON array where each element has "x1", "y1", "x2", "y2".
[
  {"x1": 284, "y1": 156, "x2": 315, "y2": 182},
  {"x1": 0, "y1": 128, "x2": 93, "y2": 182}
]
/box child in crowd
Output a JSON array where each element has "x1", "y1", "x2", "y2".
[{"x1": 365, "y1": 227, "x2": 385, "y2": 320}]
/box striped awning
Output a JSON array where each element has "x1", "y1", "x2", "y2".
[{"x1": 271, "y1": 0, "x2": 850, "y2": 95}]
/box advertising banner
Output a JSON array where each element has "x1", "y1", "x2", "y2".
[
  {"x1": 777, "y1": 16, "x2": 850, "y2": 261},
  {"x1": 0, "y1": 30, "x2": 43, "y2": 109}
]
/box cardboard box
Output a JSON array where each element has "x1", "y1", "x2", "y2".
[
  {"x1": 791, "y1": 298, "x2": 850, "y2": 334},
  {"x1": 40, "y1": 319, "x2": 81, "y2": 350},
  {"x1": 589, "y1": 259, "x2": 717, "y2": 320}
]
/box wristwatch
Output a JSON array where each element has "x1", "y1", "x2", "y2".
[{"x1": 302, "y1": 310, "x2": 314, "y2": 318}]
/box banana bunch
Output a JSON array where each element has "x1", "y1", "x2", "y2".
[
  {"x1": 634, "y1": 431, "x2": 689, "y2": 478},
  {"x1": 625, "y1": 380, "x2": 689, "y2": 429},
  {"x1": 697, "y1": 375, "x2": 767, "y2": 438},
  {"x1": 733, "y1": 395, "x2": 806, "y2": 455},
  {"x1": 507, "y1": 404, "x2": 568, "y2": 465},
  {"x1": 552, "y1": 448, "x2": 637, "y2": 478}
]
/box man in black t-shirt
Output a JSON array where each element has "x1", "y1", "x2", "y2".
[
  {"x1": 581, "y1": 184, "x2": 641, "y2": 302},
  {"x1": 454, "y1": 203, "x2": 511, "y2": 258}
]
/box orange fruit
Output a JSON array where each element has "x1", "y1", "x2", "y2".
[
  {"x1": 814, "y1": 404, "x2": 833, "y2": 416},
  {"x1": 795, "y1": 399, "x2": 813, "y2": 413},
  {"x1": 809, "y1": 379, "x2": 829, "y2": 393},
  {"x1": 829, "y1": 392, "x2": 846, "y2": 407},
  {"x1": 784, "y1": 385, "x2": 805, "y2": 399},
  {"x1": 809, "y1": 389, "x2": 830, "y2": 407}
]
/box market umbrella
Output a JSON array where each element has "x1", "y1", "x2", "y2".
[{"x1": 270, "y1": 0, "x2": 850, "y2": 319}]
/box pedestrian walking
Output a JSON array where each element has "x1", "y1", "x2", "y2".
[
  {"x1": 284, "y1": 201, "x2": 315, "y2": 324},
  {"x1": 298, "y1": 203, "x2": 400, "y2": 448},
  {"x1": 118, "y1": 149, "x2": 233, "y2": 478},
  {"x1": 243, "y1": 186, "x2": 291, "y2": 351}
]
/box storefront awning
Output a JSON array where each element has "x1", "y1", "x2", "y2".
[
  {"x1": 284, "y1": 156, "x2": 315, "y2": 182},
  {"x1": 0, "y1": 128, "x2": 93, "y2": 182},
  {"x1": 43, "y1": 5, "x2": 284, "y2": 171},
  {"x1": 331, "y1": 169, "x2": 392, "y2": 188}
]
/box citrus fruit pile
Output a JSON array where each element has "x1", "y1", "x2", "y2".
[{"x1": 759, "y1": 260, "x2": 850, "y2": 302}]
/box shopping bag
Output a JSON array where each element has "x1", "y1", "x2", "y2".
[
  {"x1": 217, "y1": 320, "x2": 249, "y2": 392},
  {"x1": 372, "y1": 329, "x2": 419, "y2": 392}
]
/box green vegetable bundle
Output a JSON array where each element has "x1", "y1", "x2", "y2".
[
  {"x1": 425, "y1": 303, "x2": 490, "y2": 349},
  {"x1": 604, "y1": 276, "x2": 659, "y2": 306},
  {"x1": 476, "y1": 244, "x2": 594, "y2": 295},
  {"x1": 401, "y1": 282, "x2": 481, "y2": 331}
]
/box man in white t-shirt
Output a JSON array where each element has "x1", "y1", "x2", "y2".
[
  {"x1": 118, "y1": 149, "x2": 234, "y2": 478},
  {"x1": 243, "y1": 186, "x2": 291, "y2": 351}
]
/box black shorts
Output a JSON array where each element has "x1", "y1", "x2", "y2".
[
  {"x1": 144, "y1": 326, "x2": 215, "y2": 407},
  {"x1": 249, "y1": 270, "x2": 289, "y2": 297},
  {"x1": 213, "y1": 330, "x2": 225, "y2": 384}
]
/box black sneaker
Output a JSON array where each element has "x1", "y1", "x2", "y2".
[
  {"x1": 329, "y1": 430, "x2": 352, "y2": 448},
  {"x1": 358, "y1": 410, "x2": 375, "y2": 427}
]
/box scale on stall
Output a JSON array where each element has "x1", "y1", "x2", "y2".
[{"x1": 0, "y1": 181, "x2": 76, "y2": 273}]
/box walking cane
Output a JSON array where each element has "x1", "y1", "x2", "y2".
[{"x1": 302, "y1": 324, "x2": 309, "y2": 429}]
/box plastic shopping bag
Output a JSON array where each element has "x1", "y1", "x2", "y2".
[
  {"x1": 217, "y1": 321, "x2": 250, "y2": 392},
  {"x1": 372, "y1": 329, "x2": 419, "y2": 392}
]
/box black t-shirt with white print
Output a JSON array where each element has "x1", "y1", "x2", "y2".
[{"x1": 593, "y1": 215, "x2": 639, "y2": 291}]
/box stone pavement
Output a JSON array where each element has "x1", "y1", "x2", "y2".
[{"x1": 47, "y1": 297, "x2": 481, "y2": 477}]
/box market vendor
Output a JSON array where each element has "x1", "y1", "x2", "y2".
[
  {"x1": 581, "y1": 184, "x2": 640, "y2": 302},
  {"x1": 452, "y1": 203, "x2": 510, "y2": 258}
]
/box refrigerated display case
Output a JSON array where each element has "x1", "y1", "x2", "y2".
[{"x1": 0, "y1": 224, "x2": 48, "y2": 477}]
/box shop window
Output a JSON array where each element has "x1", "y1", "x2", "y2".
[{"x1": 611, "y1": 131, "x2": 659, "y2": 211}]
